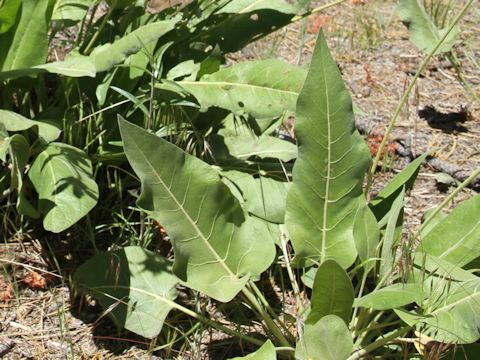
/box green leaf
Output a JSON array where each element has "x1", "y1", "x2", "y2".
[
  {"x1": 52, "y1": 0, "x2": 95, "y2": 24},
  {"x1": 0, "y1": 110, "x2": 61, "y2": 144},
  {"x1": 217, "y1": 0, "x2": 297, "y2": 14},
  {"x1": 370, "y1": 153, "x2": 427, "y2": 220},
  {"x1": 170, "y1": 60, "x2": 306, "y2": 119},
  {"x1": 402, "y1": 279, "x2": 480, "y2": 344},
  {"x1": 0, "y1": 123, "x2": 8, "y2": 161},
  {"x1": 410, "y1": 251, "x2": 478, "y2": 284},
  {"x1": 0, "y1": 134, "x2": 26, "y2": 188},
  {"x1": 37, "y1": 52, "x2": 96, "y2": 77},
  {"x1": 354, "y1": 283, "x2": 425, "y2": 310},
  {"x1": 0, "y1": 52, "x2": 96, "y2": 81},
  {"x1": 418, "y1": 195, "x2": 480, "y2": 267},
  {"x1": 396, "y1": 0, "x2": 459, "y2": 55},
  {"x1": 1, "y1": 0, "x2": 55, "y2": 71},
  {"x1": 394, "y1": 308, "x2": 428, "y2": 326},
  {"x1": 167, "y1": 60, "x2": 200, "y2": 81},
  {"x1": 285, "y1": 31, "x2": 371, "y2": 268},
  {"x1": 28, "y1": 143, "x2": 99, "y2": 233},
  {"x1": 5, "y1": 133, "x2": 38, "y2": 217},
  {"x1": 74, "y1": 246, "x2": 178, "y2": 339},
  {"x1": 221, "y1": 171, "x2": 289, "y2": 224},
  {"x1": 7, "y1": 134, "x2": 28, "y2": 189},
  {"x1": 296, "y1": 314, "x2": 353, "y2": 360},
  {"x1": 380, "y1": 187, "x2": 405, "y2": 277},
  {"x1": 90, "y1": 20, "x2": 176, "y2": 73},
  {"x1": 420, "y1": 208, "x2": 448, "y2": 238},
  {"x1": 119, "y1": 118, "x2": 276, "y2": 302},
  {"x1": 229, "y1": 340, "x2": 276, "y2": 360},
  {"x1": 353, "y1": 196, "x2": 380, "y2": 273},
  {"x1": 0, "y1": 0, "x2": 21, "y2": 34},
  {"x1": 307, "y1": 260, "x2": 354, "y2": 325},
  {"x1": 222, "y1": 133, "x2": 297, "y2": 162},
  {"x1": 300, "y1": 266, "x2": 317, "y2": 289}
]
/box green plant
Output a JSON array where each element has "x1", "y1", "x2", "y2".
[
  {"x1": 2, "y1": 0, "x2": 479, "y2": 358},
  {"x1": 0, "y1": 0, "x2": 314, "y2": 237},
  {"x1": 397, "y1": 0, "x2": 480, "y2": 104},
  {"x1": 73, "y1": 30, "x2": 480, "y2": 359}
]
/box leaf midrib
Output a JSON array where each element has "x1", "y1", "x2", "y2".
[{"x1": 321, "y1": 54, "x2": 331, "y2": 264}]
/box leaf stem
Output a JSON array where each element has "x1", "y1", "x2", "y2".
[
  {"x1": 279, "y1": 234, "x2": 305, "y2": 316},
  {"x1": 350, "y1": 271, "x2": 367, "y2": 333},
  {"x1": 347, "y1": 326, "x2": 410, "y2": 360},
  {"x1": 166, "y1": 298, "x2": 264, "y2": 346},
  {"x1": 95, "y1": 286, "x2": 266, "y2": 347},
  {"x1": 365, "y1": 0, "x2": 475, "y2": 196},
  {"x1": 247, "y1": 281, "x2": 294, "y2": 339},
  {"x1": 241, "y1": 287, "x2": 292, "y2": 348}
]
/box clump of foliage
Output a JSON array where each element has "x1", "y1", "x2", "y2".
[{"x1": 1, "y1": 0, "x2": 479, "y2": 359}]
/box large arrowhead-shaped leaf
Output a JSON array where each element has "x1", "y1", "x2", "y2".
[
  {"x1": 90, "y1": 20, "x2": 176, "y2": 72},
  {"x1": 418, "y1": 195, "x2": 480, "y2": 267},
  {"x1": 396, "y1": 0, "x2": 459, "y2": 55},
  {"x1": 74, "y1": 246, "x2": 178, "y2": 339},
  {"x1": 285, "y1": 31, "x2": 371, "y2": 268},
  {"x1": 119, "y1": 118, "x2": 276, "y2": 302},
  {"x1": 28, "y1": 143, "x2": 99, "y2": 232},
  {"x1": 306, "y1": 260, "x2": 354, "y2": 325},
  {"x1": 296, "y1": 314, "x2": 353, "y2": 360},
  {"x1": 169, "y1": 60, "x2": 306, "y2": 119}
]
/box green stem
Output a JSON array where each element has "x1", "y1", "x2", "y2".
[
  {"x1": 347, "y1": 326, "x2": 410, "y2": 360},
  {"x1": 291, "y1": 0, "x2": 348, "y2": 23},
  {"x1": 241, "y1": 287, "x2": 292, "y2": 348},
  {"x1": 365, "y1": 0, "x2": 475, "y2": 196},
  {"x1": 93, "y1": 287, "x2": 265, "y2": 347},
  {"x1": 168, "y1": 299, "x2": 264, "y2": 346},
  {"x1": 83, "y1": 1, "x2": 117, "y2": 54},
  {"x1": 248, "y1": 281, "x2": 294, "y2": 339},
  {"x1": 279, "y1": 234, "x2": 305, "y2": 316},
  {"x1": 350, "y1": 271, "x2": 367, "y2": 333}
]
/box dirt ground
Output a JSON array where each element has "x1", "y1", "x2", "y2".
[{"x1": 1, "y1": 1, "x2": 479, "y2": 359}]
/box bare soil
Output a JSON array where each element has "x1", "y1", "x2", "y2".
[{"x1": 1, "y1": 1, "x2": 479, "y2": 358}]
